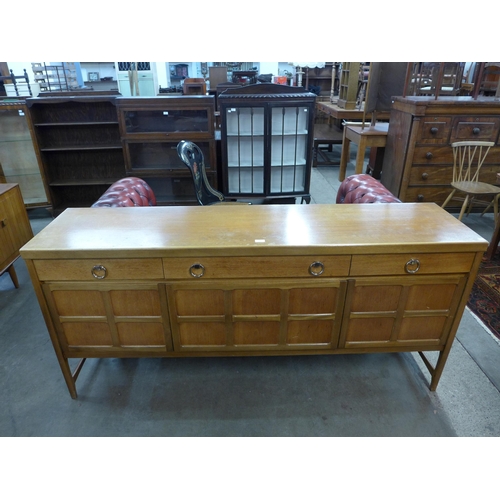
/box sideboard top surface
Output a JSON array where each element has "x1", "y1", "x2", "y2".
[
  {"x1": 0, "y1": 183, "x2": 18, "y2": 196},
  {"x1": 20, "y1": 203, "x2": 488, "y2": 259}
]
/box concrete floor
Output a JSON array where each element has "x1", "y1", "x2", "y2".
[{"x1": 1, "y1": 148, "x2": 500, "y2": 437}]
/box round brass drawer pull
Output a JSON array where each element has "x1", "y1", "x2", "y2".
[
  {"x1": 189, "y1": 263, "x2": 205, "y2": 278},
  {"x1": 91, "y1": 264, "x2": 107, "y2": 279},
  {"x1": 309, "y1": 261, "x2": 325, "y2": 276},
  {"x1": 405, "y1": 258, "x2": 420, "y2": 274}
]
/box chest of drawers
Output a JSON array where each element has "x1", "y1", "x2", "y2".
[
  {"x1": 20, "y1": 203, "x2": 487, "y2": 398},
  {"x1": 381, "y1": 96, "x2": 500, "y2": 206}
]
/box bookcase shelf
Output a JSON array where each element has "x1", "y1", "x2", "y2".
[{"x1": 26, "y1": 93, "x2": 126, "y2": 215}]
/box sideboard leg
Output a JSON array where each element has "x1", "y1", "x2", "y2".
[
  {"x1": 418, "y1": 349, "x2": 451, "y2": 391},
  {"x1": 429, "y1": 349, "x2": 451, "y2": 391},
  {"x1": 57, "y1": 357, "x2": 83, "y2": 399}
]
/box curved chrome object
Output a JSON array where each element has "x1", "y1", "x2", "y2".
[
  {"x1": 91, "y1": 264, "x2": 107, "y2": 279},
  {"x1": 189, "y1": 263, "x2": 205, "y2": 278},
  {"x1": 405, "y1": 258, "x2": 420, "y2": 274},
  {"x1": 309, "y1": 261, "x2": 325, "y2": 276}
]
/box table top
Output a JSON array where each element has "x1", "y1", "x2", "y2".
[
  {"x1": 20, "y1": 203, "x2": 488, "y2": 259},
  {"x1": 346, "y1": 122, "x2": 390, "y2": 136},
  {"x1": 316, "y1": 100, "x2": 391, "y2": 121}
]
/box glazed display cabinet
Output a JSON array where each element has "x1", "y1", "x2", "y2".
[
  {"x1": 26, "y1": 93, "x2": 126, "y2": 215},
  {"x1": 218, "y1": 84, "x2": 316, "y2": 203},
  {"x1": 116, "y1": 96, "x2": 217, "y2": 205},
  {"x1": 0, "y1": 99, "x2": 48, "y2": 207}
]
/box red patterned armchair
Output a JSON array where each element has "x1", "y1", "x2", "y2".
[
  {"x1": 336, "y1": 174, "x2": 401, "y2": 204},
  {"x1": 92, "y1": 177, "x2": 156, "y2": 207}
]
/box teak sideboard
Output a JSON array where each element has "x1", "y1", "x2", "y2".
[{"x1": 20, "y1": 203, "x2": 487, "y2": 399}]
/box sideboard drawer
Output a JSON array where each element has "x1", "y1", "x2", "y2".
[
  {"x1": 350, "y1": 253, "x2": 475, "y2": 276},
  {"x1": 163, "y1": 255, "x2": 351, "y2": 279},
  {"x1": 451, "y1": 117, "x2": 500, "y2": 142},
  {"x1": 34, "y1": 258, "x2": 164, "y2": 281}
]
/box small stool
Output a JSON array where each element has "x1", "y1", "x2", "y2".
[
  {"x1": 312, "y1": 123, "x2": 343, "y2": 167},
  {"x1": 338, "y1": 122, "x2": 389, "y2": 181}
]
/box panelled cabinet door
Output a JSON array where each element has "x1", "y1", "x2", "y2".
[
  {"x1": 42, "y1": 283, "x2": 173, "y2": 353},
  {"x1": 339, "y1": 275, "x2": 468, "y2": 349},
  {"x1": 166, "y1": 279, "x2": 347, "y2": 352},
  {"x1": 0, "y1": 185, "x2": 33, "y2": 267}
]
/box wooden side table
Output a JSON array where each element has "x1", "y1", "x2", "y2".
[{"x1": 338, "y1": 122, "x2": 389, "y2": 181}]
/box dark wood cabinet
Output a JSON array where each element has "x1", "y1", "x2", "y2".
[
  {"x1": 26, "y1": 93, "x2": 126, "y2": 215},
  {"x1": 116, "y1": 96, "x2": 217, "y2": 205},
  {"x1": 218, "y1": 83, "x2": 316, "y2": 203},
  {"x1": 381, "y1": 96, "x2": 500, "y2": 207}
]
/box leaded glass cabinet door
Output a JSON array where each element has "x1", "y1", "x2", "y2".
[
  {"x1": 225, "y1": 106, "x2": 265, "y2": 195},
  {"x1": 270, "y1": 106, "x2": 310, "y2": 196},
  {"x1": 220, "y1": 83, "x2": 316, "y2": 203}
]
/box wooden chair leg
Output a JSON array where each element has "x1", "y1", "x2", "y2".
[
  {"x1": 458, "y1": 195, "x2": 470, "y2": 221},
  {"x1": 339, "y1": 130, "x2": 350, "y2": 182},
  {"x1": 441, "y1": 189, "x2": 456, "y2": 210}
]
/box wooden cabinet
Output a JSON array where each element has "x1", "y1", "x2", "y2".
[
  {"x1": 219, "y1": 83, "x2": 316, "y2": 203},
  {"x1": 0, "y1": 100, "x2": 48, "y2": 206},
  {"x1": 20, "y1": 203, "x2": 487, "y2": 398},
  {"x1": 26, "y1": 93, "x2": 126, "y2": 216},
  {"x1": 381, "y1": 96, "x2": 500, "y2": 206},
  {"x1": 0, "y1": 183, "x2": 33, "y2": 287},
  {"x1": 116, "y1": 96, "x2": 217, "y2": 205},
  {"x1": 338, "y1": 63, "x2": 360, "y2": 110}
]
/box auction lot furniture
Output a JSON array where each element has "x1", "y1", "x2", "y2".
[
  {"x1": 219, "y1": 84, "x2": 316, "y2": 203},
  {"x1": 21, "y1": 203, "x2": 487, "y2": 398},
  {"x1": 336, "y1": 174, "x2": 401, "y2": 204},
  {"x1": 381, "y1": 96, "x2": 500, "y2": 207},
  {"x1": 115, "y1": 96, "x2": 217, "y2": 206},
  {"x1": 0, "y1": 183, "x2": 33, "y2": 288},
  {"x1": 338, "y1": 122, "x2": 389, "y2": 181},
  {"x1": 0, "y1": 99, "x2": 48, "y2": 207},
  {"x1": 26, "y1": 93, "x2": 126, "y2": 216}
]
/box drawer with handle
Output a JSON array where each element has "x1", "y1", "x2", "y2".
[
  {"x1": 163, "y1": 256, "x2": 351, "y2": 279},
  {"x1": 451, "y1": 117, "x2": 500, "y2": 142},
  {"x1": 350, "y1": 253, "x2": 475, "y2": 276},
  {"x1": 33, "y1": 258, "x2": 164, "y2": 281},
  {"x1": 418, "y1": 117, "x2": 452, "y2": 144}
]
